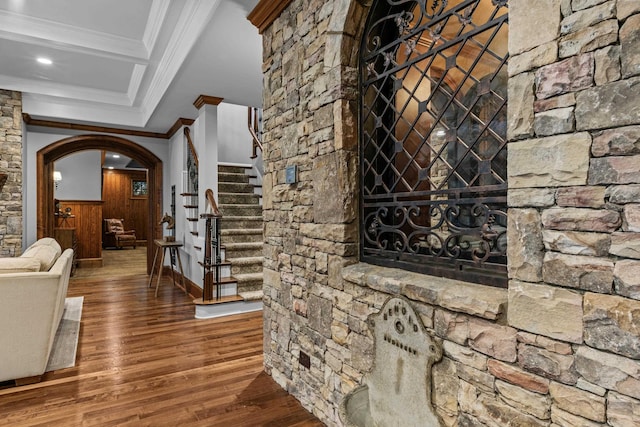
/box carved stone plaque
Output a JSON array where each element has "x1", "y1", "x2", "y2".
[{"x1": 340, "y1": 296, "x2": 442, "y2": 426}]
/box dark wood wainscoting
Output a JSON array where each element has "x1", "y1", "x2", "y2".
[{"x1": 55, "y1": 200, "x2": 103, "y2": 267}]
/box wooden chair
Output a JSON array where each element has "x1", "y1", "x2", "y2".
[{"x1": 103, "y1": 218, "x2": 137, "y2": 249}]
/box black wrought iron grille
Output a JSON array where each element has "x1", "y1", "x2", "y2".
[{"x1": 360, "y1": 0, "x2": 509, "y2": 287}]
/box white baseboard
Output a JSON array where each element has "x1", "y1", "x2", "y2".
[{"x1": 194, "y1": 300, "x2": 263, "y2": 319}]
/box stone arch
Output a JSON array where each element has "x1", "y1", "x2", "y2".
[
  {"x1": 37, "y1": 134, "x2": 163, "y2": 273},
  {"x1": 327, "y1": 0, "x2": 372, "y2": 69},
  {"x1": 310, "y1": 0, "x2": 373, "y2": 241}
]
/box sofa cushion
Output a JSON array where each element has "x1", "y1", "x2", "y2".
[
  {"x1": 21, "y1": 244, "x2": 60, "y2": 271},
  {"x1": 0, "y1": 257, "x2": 41, "y2": 274},
  {"x1": 30, "y1": 237, "x2": 62, "y2": 255}
]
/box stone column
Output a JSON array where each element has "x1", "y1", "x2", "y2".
[
  {"x1": 260, "y1": 0, "x2": 363, "y2": 423},
  {"x1": 0, "y1": 90, "x2": 22, "y2": 256}
]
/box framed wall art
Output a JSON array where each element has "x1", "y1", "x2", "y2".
[{"x1": 132, "y1": 179, "x2": 148, "y2": 197}]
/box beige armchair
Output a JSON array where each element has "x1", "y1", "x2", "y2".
[{"x1": 103, "y1": 218, "x2": 137, "y2": 249}]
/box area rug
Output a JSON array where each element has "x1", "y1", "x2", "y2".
[{"x1": 46, "y1": 296, "x2": 83, "y2": 372}]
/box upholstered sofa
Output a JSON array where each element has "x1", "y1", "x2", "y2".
[{"x1": 0, "y1": 237, "x2": 74, "y2": 384}]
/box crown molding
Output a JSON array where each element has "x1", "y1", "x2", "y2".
[
  {"x1": 166, "y1": 117, "x2": 195, "y2": 138},
  {"x1": 247, "y1": 0, "x2": 293, "y2": 34},
  {"x1": 23, "y1": 113, "x2": 195, "y2": 140},
  {"x1": 142, "y1": 0, "x2": 171, "y2": 56},
  {"x1": 193, "y1": 95, "x2": 224, "y2": 109},
  {"x1": 127, "y1": 64, "x2": 147, "y2": 103},
  {"x1": 141, "y1": 0, "x2": 222, "y2": 124}
]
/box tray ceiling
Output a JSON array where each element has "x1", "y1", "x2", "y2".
[{"x1": 0, "y1": 0, "x2": 262, "y2": 132}]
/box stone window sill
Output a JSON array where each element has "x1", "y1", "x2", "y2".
[{"x1": 342, "y1": 263, "x2": 507, "y2": 321}]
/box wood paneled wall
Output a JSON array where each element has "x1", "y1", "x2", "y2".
[
  {"x1": 56, "y1": 200, "x2": 103, "y2": 263},
  {"x1": 102, "y1": 169, "x2": 149, "y2": 243}
]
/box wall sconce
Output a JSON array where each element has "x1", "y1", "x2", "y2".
[{"x1": 53, "y1": 171, "x2": 62, "y2": 189}]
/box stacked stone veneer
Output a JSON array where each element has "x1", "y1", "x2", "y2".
[
  {"x1": 261, "y1": 0, "x2": 640, "y2": 426},
  {"x1": 0, "y1": 90, "x2": 22, "y2": 256}
]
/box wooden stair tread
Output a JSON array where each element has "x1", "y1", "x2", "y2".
[
  {"x1": 193, "y1": 295, "x2": 244, "y2": 305},
  {"x1": 198, "y1": 260, "x2": 232, "y2": 268},
  {"x1": 196, "y1": 276, "x2": 238, "y2": 285}
]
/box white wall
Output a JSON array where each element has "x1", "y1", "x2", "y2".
[
  {"x1": 54, "y1": 151, "x2": 102, "y2": 200},
  {"x1": 218, "y1": 103, "x2": 253, "y2": 165}
]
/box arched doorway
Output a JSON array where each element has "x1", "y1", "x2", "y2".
[{"x1": 37, "y1": 135, "x2": 163, "y2": 273}]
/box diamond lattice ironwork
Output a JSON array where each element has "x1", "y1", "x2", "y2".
[{"x1": 360, "y1": 0, "x2": 509, "y2": 287}]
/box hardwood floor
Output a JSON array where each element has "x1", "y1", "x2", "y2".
[
  {"x1": 0, "y1": 274, "x2": 323, "y2": 427},
  {"x1": 72, "y1": 246, "x2": 147, "y2": 279}
]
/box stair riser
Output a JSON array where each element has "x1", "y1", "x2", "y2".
[
  {"x1": 237, "y1": 280, "x2": 263, "y2": 294},
  {"x1": 219, "y1": 194, "x2": 261, "y2": 204},
  {"x1": 221, "y1": 233, "x2": 263, "y2": 244},
  {"x1": 232, "y1": 263, "x2": 262, "y2": 274},
  {"x1": 219, "y1": 173, "x2": 251, "y2": 183},
  {"x1": 218, "y1": 165, "x2": 250, "y2": 174},
  {"x1": 222, "y1": 219, "x2": 263, "y2": 229},
  {"x1": 226, "y1": 248, "x2": 263, "y2": 258},
  {"x1": 219, "y1": 183, "x2": 255, "y2": 194},
  {"x1": 214, "y1": 265, "x2": 231, "y2": 278},
  {"x1": 220, "y1": 206, "x2": 263, "y2": 217}
]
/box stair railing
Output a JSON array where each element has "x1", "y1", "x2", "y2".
[
  {"x1": 248, "y1": 106, "x2": 263, "y2": 159},
  {"x1": 200, "y1": 188, "x2": 222, "y2": 301},
  {"x1": 184, "y1": 127, "x2": 199, "y2": 169},
  {"x1": 204, "y1": 188, "x2": 221, "y2": 217},
  {"x1": 181, "y1": 127, "x2": 200, "y2": 237}
]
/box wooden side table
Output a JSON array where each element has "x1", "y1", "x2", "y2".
[{"x1": 148, "y1": 239, "x2": 187, "y2": 297}]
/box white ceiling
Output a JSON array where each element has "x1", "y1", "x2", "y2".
[{"x1": 0, "y1": 0, "x2": 263, "y2": 133}]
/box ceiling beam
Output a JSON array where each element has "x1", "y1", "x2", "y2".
[{"x1": 23, "y1": 113, "x2": 195, "y2": 140}]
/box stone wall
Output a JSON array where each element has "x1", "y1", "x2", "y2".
[
  {"x1": 0, "y1": 90, "x2": 22, "y2": 256},
  {"x1": 261, "y1": 0, "x2": 640, "y2": 426}
]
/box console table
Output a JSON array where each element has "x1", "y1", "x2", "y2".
[{"x1": 148, "y1": 239, "x2": 187, "y2": 297}]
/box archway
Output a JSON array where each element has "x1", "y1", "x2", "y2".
[{"x1": 37, "y1": 134, "x2": 163, "y2": 274}]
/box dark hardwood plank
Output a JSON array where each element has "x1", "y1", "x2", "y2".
[{"x1": 0, "y1": 274, "x2": 323, "y2": 427}]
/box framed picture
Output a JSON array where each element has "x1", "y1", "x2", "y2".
[{"x1": 132, "y1": 179, "x2": 148, "y2": 197}]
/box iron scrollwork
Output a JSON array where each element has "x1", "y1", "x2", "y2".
[
  {"x1": 360, "y1": 0, "x2": 509, "y2": 287},
  {"x1": 364, "y1": 202, "x2": 506, "y2": 260}
]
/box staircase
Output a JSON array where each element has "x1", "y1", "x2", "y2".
[{"x1": 218, "y1": 164, "x2": 263, "y2": 300}]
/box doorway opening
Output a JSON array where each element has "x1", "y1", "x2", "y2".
[{"x1": 37, "y1": 134, "x2": 163, "y2": 274}]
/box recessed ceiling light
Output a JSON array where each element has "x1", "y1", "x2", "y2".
[
  {"x1": 108, "y1": 166, "x2": 114, "y2": 170},
  {"x1": 37, "y1": 57, "x2": 52, "y2": 65},
  {"x1": 112, "y1": 154, "x2": 120, "y2": 158}
]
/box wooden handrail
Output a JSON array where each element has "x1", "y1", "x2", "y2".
[
  {"x1": 183, "y1": 127, "x2": 199, "y2": 169},
  {"x1": 204, "y1": 188, "x2": 221, "y2": 217},
  {"x1": 248, "y1": 107, "x2": 263, "y2": 159}
]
